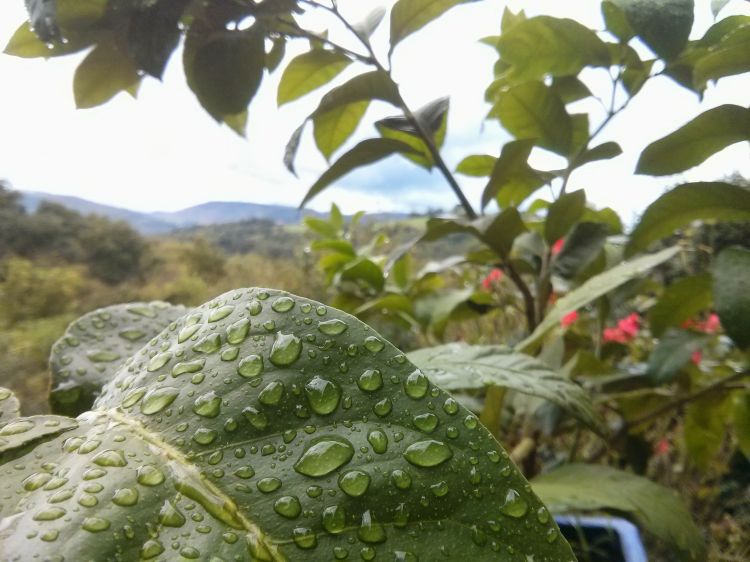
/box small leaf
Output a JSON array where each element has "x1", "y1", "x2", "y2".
[
  {"x1": 455, "y1": 155, "x2": 496, "y2": 177},
  {"x1": 481, "y1": 139, "x2": 544, "y2": 209},
  {"x1": 518, "y1": 246, "x2": 680, "y2": 352},
  {"x1": 491, "y1": 81, "x2": 572, "y2": 155},
  {"x1": 626, "y1": 182, "x2": 750, "y2": 257},
  {"x1": 313, "y1": 70, "x2": 400, "y2": 117},
  {"x1": 314, "y1": 101, "x2": 370, "y2": 160},
  {"x1": 277, "y1": 50, "x2": 352, "y2": 105},
  {"x1": 1, "y1": 288, "x2": 576, "y2": 560},
  {"x1": 127, "y1": 0, "x2": 189, "y2": 79},
  {"x1": 550, "y1": 75, "x2": 593, "y2": 104},
  {"x1": 693, "y1": 25, "x2": 750, "y2": 89},
  {"x1": 423, "y1": 209, "x2": 527, "y2": 258},
  {"x1": 408, "y1": 343, "x2": 608, "y2": 435},
  {"x1": 649, "y1": 274, "x2": 713, "y2": 337},
  {"x1": 49, "y1": 302, "x2": 187, "y2": 417},
  {"x1": 184, "y1": 27, "x2": 266, "y2": 120},
  {"x1": 390, "y1": 0, "x2": 481, "y2": 48},
  {"x1": 602, "y1": 1, "x2": 635, "y2": 41},
  {"x1": 300, "y1": 138, "x2": 417, "y2": 208},
  {"x1": 713, "y1": 246, "x2": 750, "y2": 349},
  {"x1": 533, "y1": 464, "x2": 706, "y2": 561},
  {"x1": 637, "y1": 105, "x2": 750, "y2": 175},
  {"x1": 552, "y1": 222, "x2": 609, "y2": 280},
  {"x1": 223, "y1": 110, "x2": 248, "y2": 137},
  {"x1": 73, "y1": 40, "x2": 140, "y2": 109},
  {"x1": 573, "y1": 141, "x2": 623, "y2": 168},
  {"x1": 647, "y1": 329, "x2": 707, "y2": 385},
  {"x1": 354, "y1": 7, "x2": 387, "y2": 39},
  {"x1": 283, "y1": 122, "x2": 306, "y2": 175},
  {"x1": 544, "y1": 190, "x2": 586, "y2": 244},
  {"x1": 497, "y1": 16, "x2": 610, "y2": 81},
  {"x1": 612, "y1": 0, "x2": 695, "y2": 60},
  {"x1": 0, "y1": 388, "x2": 21, "y2": 426},
  {"x1": 4, "y1": 22, "x2": 98, "y2": 58}
]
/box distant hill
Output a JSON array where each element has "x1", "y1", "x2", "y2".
[{"x1": 19, "y1": 191, "x2": 409, "y2": 235}]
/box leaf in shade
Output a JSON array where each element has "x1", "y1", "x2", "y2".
[
  {"x1": 25, "y1": 0, "x2": 61, "y2": 43},
  {"x1": 390, "y1": 0, "x2": 482, "y2": 48},
  {"x1": 300, "y1": 138, "x2": 417, "y2": 208},
  {"x1": 602, "y1": 1, "x2": 635, "y2": 41},
  {"x1": 637, "y1": 105, "x2": 750, "y2": 175},
  {"x1": 127, "y1": 0, "x2": 190, "y2": 79},
  {"x1": 544, "y1": 190, "x2": 586, "y2": 244},
  {"x1": 648, "y1": 274, "x2": 713, "y2": 337},
  {"x1": 626, "y1": 182, "x2": 750, "y2": 257},
  {"x1": 313, "y1": 70, "x2": 400, "y2": 117},
  {"x1": 456, "y1": 154, "x2": 496, "y2": 177},
  {"x1": 491, "y1": 81, "x2": 572, "y2": 155},
  {"x1": 314, "y1": 101, "x2": 370, "y2": 161},
  {"x1": 552, "y1": 222, "x2": 609, "y2": 280},
  {"x1": 612, "y1": 0, "x2": 694, "y2": 60},
  {"x1": 283, "y1": 122, "x2": 306, "y2": 175},
  {"x1": 184, "y1": 26, "x2": 266, "y2": 120},
  {"x1": 408, "y1": 343, "x2": 608, "y2": 436},
  {"x1": 685, "y1": 393, "x2": 731, "y2": 471},
  {"x1": 734, "y1": 391, "x2": 750, "y2": 459},
  {"x1": 73, "y1": 40, "x2": 141, "y2": 109},
  {"x1": 713, "y1": 246, "x2": 750, "y2": 349},
  {"x1": 277, "y1": 50, "x2": 352, "y2": 105},
  {"x1": 551, "y1": 75, "x2": 593, "y2": 104},
  {"x1": 647, "y1": 329, "x2": 707, "y2": 385},
  {"x1": 0, "y1": 388, "x2": 21, "y2": 426},
  {"x1": 49, "y1": 302, "x2": 188, "y2": 417},
  {"x1": 497, "y1": 16, "x2": 610, "y2": 81},
  {"x1": 265, "y1": 36, "x2": 286, "y2": 72},
  {"x1": 518, "y1": 247, "x2": 680, "y2": 352},
  {"x1": 481, "y1": 140, "x2": 545, "y2": 209},
  {"x1": 223, "y1": 110, "x2": 248, "y2": 137},
  {"x1": 533, "y1": 464, "x2": 706, "y2": 561},
  {"x1": 0, "y1": 288, "x2": 575, "y2": 561}
]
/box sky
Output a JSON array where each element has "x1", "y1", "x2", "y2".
[{"x1": 0, "y1": 0, "x2": 749, "y2": 222}]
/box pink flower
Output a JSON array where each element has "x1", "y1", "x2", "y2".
[
  {"x1": 681, "y1": 313, "x2": 721, "y2": 334},
  {"x1": 655, "y1": 438, "x2": 670, "y2": 456},
  {"x1": 551, "y1": 239, "x2": 565, "y2": 256},
  {"x1": 602, "y1": 313, "x2": 640, "y2": 344},
  {"x1": 691, "y1": 350, "x2": 702, "y2": 365},
  {"x1": 561, "y1": 311, "x2": 578, "y2": 327},
  {"x1": 481, "y1": 268, "x2": 504, "y2": 290},
  {"x1": 603, "y1": 327, "x2": 628, "y2": 344}
]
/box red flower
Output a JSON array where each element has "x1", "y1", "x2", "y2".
[
  {"x1": 481, "y1": 268, "x2": 504, "y2": 290},
  {"x1": 655, "y1": 438, "x2": 670, "y2": 456},
  {"x1": 681, "y1": 313, "x2": 720, "y2": 334},
  {"x1": 691, "y1": 350, "x2": 702, "y2": 365},
  {"x1": 602, "y1": 313, "x2": 640, "y2": 344},
  {"x1": 551, "y1": 238, "x2": 565, "y2": 256},
  {"x1": 561, "y1": 311, "x2": 578, "y2": 327}
]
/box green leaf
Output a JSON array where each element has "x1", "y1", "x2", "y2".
[
  {"x1": 408, "y1": 343, "x2": 608, "y2": 435},
  {"x1": 413, "y1": 288, "x2": 475, "y2": 336},
  {"x1": 390, "y1": 0, "x2": 481, "y2": 48},
  {"x1": 355, "y1": 293, "x2": 415, "y2": 317},
  {"x1": 518, "y1": 246, "x2": 680, "y2": 352},
  {"x1": 612, "y1": 0, "x2": 695, "y2": 60},
  {"x1": 602, "y1": 1, "x2": 635, "y2": 41},
  {"x1": 637, "y1": 105, "x2": 750, "y2": 175},
  {"x1": 300, "y1": 138, "x2": 417, "y2": 208},
  {"x1": 734, "y1": 391, "x2": 750, "y2": 459},
  {"x1": 693, "y1": 24, "x2": 750, "y2": 88},
  {"x1": 647, "y1": 329, "x2": 707, "y2": 385},
  {"x1": 339, "y1": 258, "x2": 385, "y2": 292},
  {"x1": 4, "y1": 22, "x2": 100, "y2": 58},
  {"x1": 552, "y1": 222, "x2": 609, "y2": 280},
  {"x1": 649, "y1": 274, "x2": 713, "y2": 337},
  {"x1": 314, "y1": 101, "x2": 370, "y2": 160},
  {"x1": 550, "y1": 75, "x2": 593, "y2": 104},
  {"x1": 126, "y1": 0, "x2": 189, "y2": 79},
  {"x1": 423, "y1": 209, "x2": 527, "y2": 258},
  {"x1": 49, "y1": 302, "x2": 187, "y2": 417},
  {"x1": 283, "y1": 122, "x2": 306, "y2": 175},
  {"x1": 265, "y1": 36, "x2": 286, "y2": 72},
  {"x1": 223, "y1": 110, "x2": 248, "y2": 137},
  {"x1": 497, "y1": 16, "x2": 610, "y2": 81},
  {"x1": 532, "y1": 464, "x2": 706, "y2": 561},
  {"x1": 1, "y1": 288, "x2": 575, "y2": 560},
  {"x1": 456, "y1": 154, "x2": 496, "y2": 177},
  {"x1": 0, "y1": 388, "x2": 21, "y2": 426},
  {"x1": 699, "y1": 15, "x2": 750, "y2": 46},
  {"x1": 685, "y1": 393, "x2": 731, "y2": 471},
  {"x1": 544, "y1": 190, "x2": 586, "y2": 244},
  {"x1": 25, "y1": 0, "x2": 62, "y2": 43},
  {"x1": 184, "y1": 27, "x2": 266, "y2": 120},
  {"x1": 491, "y1": 81, "x2": 572, "y2": 155},
  {"x1": 712, "y1": 0, "x2": 731, "y2": 16},
  {"x1": 481, "y1": 140, "x2": 545, "y2": 209},
  {"x1": 713, "y1": 246, "x2": 750, "y2": 349},
  {"x1": 277, "y1": 50, "x2": 352, "y2": 106},
  {"x1": 573, "y1": 141, "x2": 623, "y2": 168},
  {"x1": 73, "y1": 40, "x2": 140, "y2": 109},
  {"x1": 626, "y1": 182, "x2": 750, "y2": 257}
]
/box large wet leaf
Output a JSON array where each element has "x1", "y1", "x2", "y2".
[
  {"x1": 1, "y1": 289, "x2": 575, "y2": 561},
  {"x1": 49, "y1": 301, "x2": 187, "y2": 417},
  {"x1": 407, "y1": 343, "x2": 607, "y2": 436},
  {"x1": 532, "y1": 464, "x2": 706, "y2": 561}
]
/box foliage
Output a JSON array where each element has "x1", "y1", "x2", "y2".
[{"x1": 0, "y1": 288, "x2": 575, "y2": 560}]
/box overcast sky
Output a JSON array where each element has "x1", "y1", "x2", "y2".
[{"x1": 1, "y1": 0, "x2": 749, "y2": 221}]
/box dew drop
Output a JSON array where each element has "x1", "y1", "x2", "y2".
[
  {"x1": 357, "y1": 510, "x2": 386, "y2": 543},
  {"x1": 226, "y1": 318, "x2": 251, "y2": 344},
  {"x1": 292, "y1": 527, "x2": 317, "y2": 549},
  {"x1": 193, "y1": 391, "x2": 222, "y2": 418},
  {"x1": 363, "y1": 336, "x2": 385, "y2": 353},
  {"x1": 338, "y1": 470, "x2": 370, "y2": 497},
  {"x1": 172, "y1": 359, "x2": 205, "y2": 377},
  {"x1": 304, "y1": 376, "x2": 341, "y2": 415},
  {"x1": 357, "y1": 369, "x2": 383, "y2": 392},
  {"x1": 318, "y1": 319, "x2": 348, "y2": 335},
  {"x1": 140, "y1": 539, "x2": 165, "y2": 559},
  {"x1": 178, "y1": 324, "x2": 201, "y2": 343},
  {"x1": 92, "y1": 449, "x2": 127, "y2": 467},
  {"x1": 242, "y1": 406, "x2": 268, "y2": 430},
  {"x1": 274, "y1": 495, "x2": 301, "y2": 519},
  {"x1": 257, "y1": 477, "x2": 282, "y2": 493},
  {"x1": 413, "y1": 413, "x2": 439, "y2": 433},
  {"x1": 442, "y1": 397, "x2": 459, "y2": 415},
  {"x1": 158, "y1": 499, "x2": 186, "y2": 527},
  {"x1": 193, "y1": 427, "x2": 218, "y2": 445},
  {"x1": 147, "y1": 352, "x2": 172, "y2": 372},
  {"x1": 404, "y1": 370, "x2": 429, "y2": 399},
  {"x1": 403, "y1": 440, "x2": 453, "y2": 468},
  {"x1": 208, "y1": 305, "x2": 234, "y2": 322},
  {"x1": 390, "y1": 469, "x2": 411, "y2": 490},
  {"x1": 367, "y1": 430, "x2": 388, "y2": 454},
  {"x1": 500, "y1": 489, "x2": 528, "y2": 518},
  {"x1": 112, "y1": 487, "x2": 139, "y2": 507},
  {"x1": 140, "y1": 386, "x2": 179, "y2": 415},
  {"x1": 269, "y1": 333, "x2": 302, "y2": 366},
  {"x1": 237, "y1": 354, "x2": 264, "y2": 378},
  {"x1": 272, "y1": 296, "x2": 295, "y2": 313},
  {"x1": 136, "y1": 464, "x2": 165, "y2": 486},
  {"x1": 373, "y1": 398, "x2": 392, "y2": 417},
  {"x1": 193, "y1": 333, "x2": 222, "y2": 354},
  {"x1": 322, "y1": 504, "x2": 347, "y2": 534},
  {"x1": 82, "y1": 517, "x2": 110, "y2": 532},
  {"x1": 258, "y1": 381, "x2": 284, "y2": 406},
  {"x1": 294, "y1": 436, "x2": 354, "y2": 477}
]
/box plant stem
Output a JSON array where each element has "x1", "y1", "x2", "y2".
[{"x1": 505, "y1": 260, "x2": 537, "y2": 331}]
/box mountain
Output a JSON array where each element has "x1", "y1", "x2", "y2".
[{"x1": 19, "y1": 191, "x2": 409, "y2": 235}]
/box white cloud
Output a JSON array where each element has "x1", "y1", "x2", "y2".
[{"x1": 0, "y1": 0, "x2": 748, "y2": 218}]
